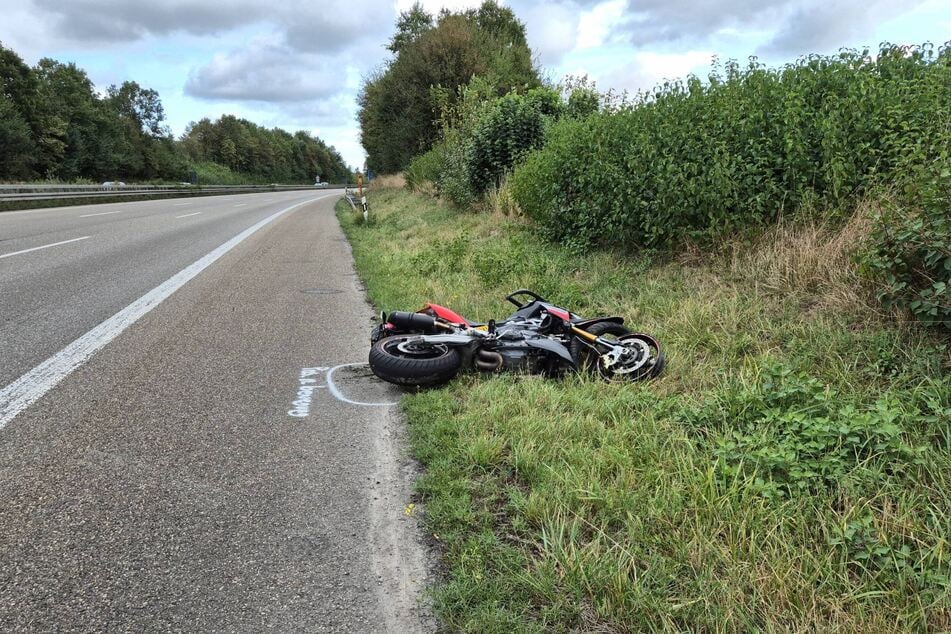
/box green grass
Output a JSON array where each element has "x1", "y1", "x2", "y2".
[{"x1": 337, "y1": 190, "x2": 950, "y2": 632}]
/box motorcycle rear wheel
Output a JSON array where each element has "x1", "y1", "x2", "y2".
[{"x1": 369, "y1": 336, "x2": 462, "y2": 387}]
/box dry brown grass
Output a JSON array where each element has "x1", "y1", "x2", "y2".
[
  {"x1": 368, "y1": 172, "x2": 406, "y2": 190},
  {"x1": 729, "y1": 201, "x2": 881, "y2": 316},
  {"x1": 480, "y1": 176, "x2": 523, "y2": 217}
]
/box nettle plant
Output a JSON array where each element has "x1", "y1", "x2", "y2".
[
  {"x1": 861, "y1": 167, "x2": 951, "y2": 329},
  {"x1": 683, "y1": 363, "x2": 927, "y2": 501}
]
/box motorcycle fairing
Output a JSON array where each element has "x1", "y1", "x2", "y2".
[
  {"x1": 572, "y1": 316, "x2": 625, "y2": 328},
  {"x1": 525, "y1": 338, "x2": 575, "y2": 367},
  {"x1": 424, "y1": 303, "x2": 469, "y2": 325}
]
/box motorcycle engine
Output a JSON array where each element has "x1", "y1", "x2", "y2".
[{"x1": 493, "y1": 319, "x2": 546, "y2": 372}]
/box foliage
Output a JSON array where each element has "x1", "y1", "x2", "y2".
[
  {"x1": 860, "y1": 168, "x2": 951, "y2": 329},
  {"x1": 511, "y1": 43, "x2": 951, "y2": 252},
  {"x1": 683, "y1": 362, "x2": 926, "y2": 500},
  {"x1": 338, "y1": 188, "x2": 951, "y2": 631},
  {"x1": 388, "y1": 2, "x2": 434, "y2": 54},
  {"x1": 358, "y1": 1, "x2": 540, "y2": 174},
  {"x1": 179, "y1": 115, "x2": 350, "y2": 184},
  {"x1": 464, "y1": 88, "x2": 563, "y2": 195},
  {"x1": 405, "y1": 144, "x2": 445, "y2": 191},
  {"x1": 0, "y1": 41, "x2": 349, "y2": 184}
]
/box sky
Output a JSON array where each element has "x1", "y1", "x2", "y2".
[{"x1": 2, "y1": 0, "x2": 949, "y2": 169}]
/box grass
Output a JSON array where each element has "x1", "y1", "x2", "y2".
[{"x1": 337, "y1": 189, "x2": 950, "y2": 632}]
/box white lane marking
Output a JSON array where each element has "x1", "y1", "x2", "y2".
[
  {"x1": 79, "y1": 210, "x2": 124, "y2": 218},
  {"x1": 0, "y1": 236, "x2": 91, "y2": 260},
  {"x1": 176, "y1": 212, "x2": 202, "y2": 218},
  {"x1": 0, "y1": 194, "x2": 333, "y2": 430},
  {"x1": 326, "y1": 364, "x2": 399, "y2": 407},
  {"x1": 234, "y1": 203, "x2": 247, "y2": 207},
  {"x1": 173, "y1": 202, "x2": 192, "y2": 206}
]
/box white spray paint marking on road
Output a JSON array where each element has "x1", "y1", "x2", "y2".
[
  {"x1": 287, "y1": 364, "x2": 399, "y2": 416},
  {"x1": 327, "y1": 363, "x2": 400, "y2": 407},
  {"x1": 234, "y1": 203, "x2": 247, "y2": 207},
  {"x1": 287, "y1": 367, "x2": 328, "y2": 417},
  {"x1": 0, "y1": 236, "x2": 90, "y2": 260},
  {"x1": 0, "y1": 193, "x2": 335, "y2": 431},
  {"x1": 79, "y1": 210, "x2": 124, "y2": 218},
  {"x1": 175, "y1": 212, "x2": 202, "y2": 218},
  {"x1": 173, "y1": 202, "x2": 192, "y2": 206}
]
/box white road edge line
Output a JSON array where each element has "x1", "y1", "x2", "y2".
[
  {"x1": 326, "y1": 363, "x2": 399, "y2": 407},
  {"x1": 79, "y1": 210, "x2": 123, "y2": 218},
  {"x1": 0, "y1": 236, "x2": 91, "y2": 260},
  {"x1": 175, "y1": 212, "x2": 202, "y2": 218},
  {"x1": 0, "y1": 193, "x2": 333, "y2": 430},
  {"x1": 173, "y1": 202, "x2": 192, "y2": 206}
]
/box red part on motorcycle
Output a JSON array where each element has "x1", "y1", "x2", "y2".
[
  {"x1": 423, "y1": 303, "x2": 469, "y2": 326},
  {"x1": 546, "y1": 306, "x2": 570, "y2": 321}
]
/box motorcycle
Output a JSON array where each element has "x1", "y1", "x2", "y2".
[{"x1": 368, "y1": 289, "x2": 665, "y2": 387}]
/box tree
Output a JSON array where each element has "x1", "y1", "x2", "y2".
[
  {"x1": 107, "y1": 81, "x2": 169, "y2": 138},
  {"x1": 388, "y1": 3, "x2": 433, "y2": 55},
  {"x1": 0, "y1": 94, "x2": 34, "y2": 179},
  {"x1": 359, "y1": 0, "x2": 540, "y2": 173}
]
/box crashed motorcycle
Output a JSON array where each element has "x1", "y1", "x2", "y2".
[{"x1": 368, "y1": 289, "x2": 664, "y2": 387}]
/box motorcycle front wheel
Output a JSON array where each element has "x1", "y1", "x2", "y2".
[
  {"x1": 597, "y1": 333, "x2": 665, "y2": 381},
  {"x1": 369, "y1": 336, "x2": 462, "y2": 387}
]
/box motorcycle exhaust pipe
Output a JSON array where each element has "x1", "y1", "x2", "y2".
[
  {"x1": 475, "y1": 349, "x2": 504, "y2": 372},
  {"x1": 386, "y1": 311, "x2": 453, "y2": 332}
]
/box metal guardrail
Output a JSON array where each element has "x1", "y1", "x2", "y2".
[
  {"x1": 0, "y1": 183, "x2": 350, "y2": 203},
  {"x1": 344, "y1": 187, "x2": 358, "y2": 210}
]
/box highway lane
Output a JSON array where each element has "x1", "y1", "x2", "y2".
[
  {"x1": 0, "y1": 191, "x2": 325, "y2": 388},
  {"x1": 0, "y1": 194, "x2": 432, "y2": 631}
]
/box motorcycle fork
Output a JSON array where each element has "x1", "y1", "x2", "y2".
[{"x1": 570, "y1": 325, "x2": 623, "y2": 355}]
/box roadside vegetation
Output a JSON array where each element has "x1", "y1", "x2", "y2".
[
  {"x1": 339, "y1": 190, "x2": 948, "y2": 631},
  {"x1": 352, "y1": 4, "x2": 950, "y2": 630},
  {"x1": 0, "y1": 43, "x2": 350, "y2": 184}
]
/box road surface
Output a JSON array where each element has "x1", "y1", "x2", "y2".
[{"x1": 0, "y1": 192, "x2": 432, "y2": 631}]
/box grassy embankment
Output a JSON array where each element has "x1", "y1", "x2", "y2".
[{"x1": 337, "y1": 189, "x2": 948, "y2": 632}]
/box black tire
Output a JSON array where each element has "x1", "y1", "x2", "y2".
[
  {"x1": 570, "y1": 321, "x2": 632, "y2": 372},
  {"x1": 369, "y1": 336, "x2": 462, "y2": 387}
]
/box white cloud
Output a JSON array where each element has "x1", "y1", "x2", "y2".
[
  {"x1": 394, "y1": 0, "x2": 483, "y2": 12},
  {"x1": 594, "y1": 50, "x2": 712, "y2": 94},
  {"x1": 576, "y1": 0, "x2": 626, "y2": 49},
  {"x1": 520, "y1": 2, "x2": 580, "y2": 65},
  {"x1": 184, "y1": 40, "x2": 347, "y2": 102}
]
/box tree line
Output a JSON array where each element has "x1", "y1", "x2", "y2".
[{"x1": 0, "y1": 42, "x2": 351, "y2": 184}]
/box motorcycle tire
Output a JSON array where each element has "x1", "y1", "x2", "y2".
[
  {"x1": 570, "y1": 321, "x2": 632, "y2": 371},
  {"x1": 369, "y1": 336, "x2": 462, "y2": 387}
]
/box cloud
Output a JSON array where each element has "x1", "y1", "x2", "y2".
[
  {"x1": 595, "y1": 49, "x2": 712, "y2": 94},
  {"x1": 518, "y1": 1, "x2": 581, "y2": 65},
  {"x1": 185, "y1": 41, "x2": 347, "y2": 102},
  {"x1": 32, "y1": 0, "x2": 264, "y2": 42},
  {"x1": 577, "y1": 0, "x2": 627, "y2": 49},
  {"x1": 27, "y1": 0, "x2": 394, "y2": 53},
  {"x1": 759, "y1": 0, "x2": 927, "y2": 56}
]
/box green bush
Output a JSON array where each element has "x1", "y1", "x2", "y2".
[
  {"x1": 861, "y1": 169, "x2": 951, "y2": 329},
  {"x1": 511, "y1": 43, "x2": 951, "y2": 251},
  {"x1": 464, "y1": 87, "x2": 563, "y2": 194},
  {"x1": 406, "y1": 144, "x2": 445, "y2": 190}
]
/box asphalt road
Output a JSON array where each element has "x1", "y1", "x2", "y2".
[{"x1": 0, "y1": 193, "x2": 432, "y2": 631}]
